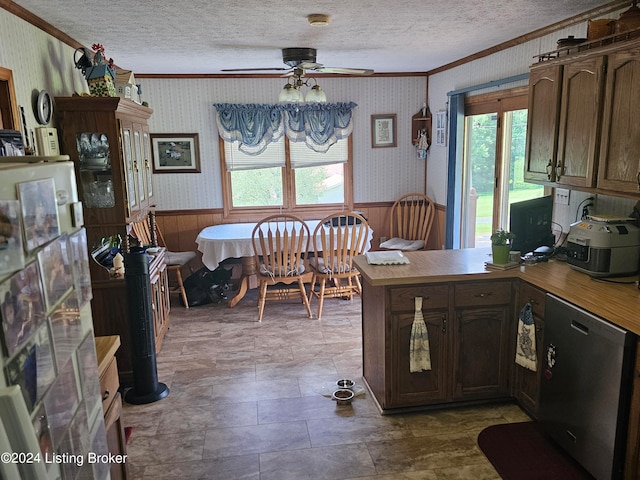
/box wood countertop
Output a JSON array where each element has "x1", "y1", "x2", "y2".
[
  {"x1": 94, "y1": 335, "x2": 121, "y2": 375},
  {"x1": 354, "y1": 248, "x2": 640, "y2": 335}
]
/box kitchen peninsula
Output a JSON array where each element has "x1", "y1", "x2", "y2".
[{"x1": 353, "y1": 248, "x2": 640, "y2": 479}]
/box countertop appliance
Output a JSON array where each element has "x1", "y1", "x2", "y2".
[
  {"x1": 539, "y1": 294, "x2": 636, "y2": 480},
  {"x1": 566, "y1": 216, "x2": 640, "y2": 277}
]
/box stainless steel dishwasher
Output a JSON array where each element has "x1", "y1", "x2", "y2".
[{"x1": 539, "y1": 294, "x2": 636, "y2": 480}]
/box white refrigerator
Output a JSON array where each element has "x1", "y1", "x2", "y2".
[{"x1": 0, "y1": 158, "x2": 110, "y2": 480}]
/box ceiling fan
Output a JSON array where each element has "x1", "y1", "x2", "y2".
[{"x1": 221, "y1": 47, "x2": 374, "y2": 76}]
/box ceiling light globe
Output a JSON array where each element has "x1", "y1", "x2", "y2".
[{"x1": 305, "y1": 85, "x2": 327, "y2": 103}]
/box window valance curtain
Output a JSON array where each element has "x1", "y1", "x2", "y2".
[{"x1": 213, "y1": 102, "x2": 357, "y2": 155}]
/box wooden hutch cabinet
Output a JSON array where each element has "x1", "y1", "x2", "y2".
[{"x1": 55, "y1": 96, "x2": 170, "y2": 386}]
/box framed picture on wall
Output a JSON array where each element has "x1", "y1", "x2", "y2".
[
  {"x1": 151, "y1": 133, "x2": 201, "y2": 173},
  {"x1": 371, "y1": 114, "x2": 397, "y2": 148},
  {"x1": 435, "y1": 110, "x2": 447, "y2": 147}
]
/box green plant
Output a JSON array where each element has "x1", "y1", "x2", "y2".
[{"x1": 490, "y1": 229, "x2": 515, "y2": 246}]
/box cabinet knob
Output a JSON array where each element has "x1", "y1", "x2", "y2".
[
  {"x1": 636, "y1": 171, "x2": 640, "y2": 189},
  {"x1": 102, "y1": 389, "x2": 110, "y2": 401},
  {"x1": 442, "y1": 315, "x2": 447, "y2": 333},
  {"x1": 546, "y1": 159, "x2": 553, "y2": 180}
]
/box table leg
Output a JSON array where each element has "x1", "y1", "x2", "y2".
[{"x1": 228, "y1": 256, "x2": 257, "y2": 308}]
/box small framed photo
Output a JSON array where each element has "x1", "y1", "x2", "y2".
[
  {"x1": 37, "y1": 233, "x2": 73, "y2": 313},
  {"x1": 49, "y1": 290, "x2": 83, "y2": 370},
  {"x1": 151, "y1": 133, "x2": 201, "y2": 173},
  {"x1": 0, "y1": 261, "x2": 46, "y2": 357},
  {"x1": 44, "y1": 357, "x2": 80, "y2": 448},
  {"x1": 435, "y1": 110, "x2": 447, "y2": 147},
  {"x1": 4, "y1": 324, "x2": 55, "y2": 411},
  {"x1": 371, "y1": 114, "x2": 397, "y2": 148},
  {"x1": 68, "y1": 228, "x2": 93, "y2": 307},
  {"x1": 17, "y1": 178, "x2": 60, "y2": 252},
  {"x1": 0, "y1": 200, "x2": 25, "y2": 275}
]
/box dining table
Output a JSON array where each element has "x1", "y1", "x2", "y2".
[{"x1": 195, "y1": 219, "x2": 373, "y2": 307}]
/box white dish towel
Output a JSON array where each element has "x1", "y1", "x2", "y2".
[
  {"x1": 515, "y1": 303, "x2": 537, "y2": 371},
  {"x1": 410, "y1": 296, "x2": 432, "y2": 372}
]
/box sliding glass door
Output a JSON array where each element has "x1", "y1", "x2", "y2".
[{"x1": 460, "y1": 92, "x2": 544, "y2": 248}]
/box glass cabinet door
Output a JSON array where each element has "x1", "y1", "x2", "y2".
[
  {"x1": 76, "y1": 132, "x2": 114, "y2": 209},
  {"x1": 133, "y1": 129, "x2": 146, "y2": 206},
  {"x1": 143, "y1": 129, "x2": 153, "y2": 200},
  {"x1": 121, "y1": 126, "x2": 138, "y2": 213}
]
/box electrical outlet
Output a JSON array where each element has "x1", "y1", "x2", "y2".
[{"x1": 555, "y1": 188, "x2": 570, "y2": 205}]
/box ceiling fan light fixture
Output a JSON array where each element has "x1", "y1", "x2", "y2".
[{"x1": 308, "y1": 14, "x2": 330, "y2": 27}]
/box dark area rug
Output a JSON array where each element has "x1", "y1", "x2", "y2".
[{"x1": 478, "y1": 422, "x2": 595, "y2": 480}]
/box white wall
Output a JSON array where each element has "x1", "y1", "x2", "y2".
[
  {"x1": 142, "y1": 75, "x2": 428, "y2": 210},
  {"x1": 0, "y1": 9, "x2": 85, "y2": 129}
]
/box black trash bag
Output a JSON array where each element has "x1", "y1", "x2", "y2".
[{"x1": 182, "y1": 266, "x2": 233, "y2": 307}]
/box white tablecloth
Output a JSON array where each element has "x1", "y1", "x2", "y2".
[{"x1": 196, "y1": 219, "x2": 372, "y2": 270}]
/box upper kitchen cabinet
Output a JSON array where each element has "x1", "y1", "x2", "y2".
[
  {"x1": 55, "y1": 97, "x2": 154, "y2": 225},
  {"x1": 597, "y1": 44, "x2": 640, "y2": 194},
  {"x1": 526, "y1": 35, "x2": 640, "y2": 197},
  {"x1": 524, "y1": 64, "x2": 562, "y2": 183},
  {"x1": 555, "y1": 56, "x2": 605, "y2": 188}
]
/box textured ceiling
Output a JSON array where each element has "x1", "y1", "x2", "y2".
[{"x1": 10, "y1": 0, "x2": 627, "y2": 75}]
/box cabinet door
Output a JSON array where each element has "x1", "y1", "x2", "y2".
[
  {"x1": 142, "y1": 126, "x2": 154, "y2": 202},
  {"x1": 120, "y1": 123, "x2": 139, "y2": 215},
  {"x1": 133, "y1": 126, "x2": 147, "y2": 209},
  {"x1": 556, "y1": 57, "x2": 605, "y2": 188},
  {"x1": 524, "y1": 64, "x2": 562, "y2": 183},
  {"x1": 391, "y1": 311, "x2": 449, "y2": 407},
  {"x1": 453, "y1": 306, "x2": 511, "y2": 400},
  {"x1": 513, "y1": 282, "x2": 546, "y2": 417},
  {"x1": 597, "y1": 46, "x2": 640, "y2": 194}
]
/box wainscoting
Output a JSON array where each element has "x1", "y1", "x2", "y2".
[{"x1": 154, "y1": 202, "x2": 446, "y2": 269}]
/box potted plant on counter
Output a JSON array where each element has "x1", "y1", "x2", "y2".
[{"x1": 490, "y1": 229, "x2": 515, "y2": 264}]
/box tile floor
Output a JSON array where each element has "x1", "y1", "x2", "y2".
[{"x1": 122, "y1": 288, "x2": 531, "y2": 479}]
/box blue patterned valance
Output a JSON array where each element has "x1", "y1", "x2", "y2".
[{"x1": 213, "y1": 102, "x2": 357, "y2": 155}]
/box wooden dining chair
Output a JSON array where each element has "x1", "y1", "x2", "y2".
[
  {"x1": 251, "y1": 214, "x2": 313, "y2": 321},
  {"x1": 379, "y1": 192, "x2": 435, "y2": 251},
  {"x1": 308, "y1": 212, "x2": 370, "y2": 319}
]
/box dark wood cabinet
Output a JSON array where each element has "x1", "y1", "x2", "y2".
[
  {"x1": 362, "y1": 279, "x2": 513, "y2": 412},
  {"x1": 389, "y1": 284, "x2": 449, "y2": 408},
  {"x1": 512, "y1": 281, "x2": 546, "y2": 418},
  {"x1": 56, "y1": 97, "x2": 170, "y2": 386},
  {"x1": 452, "y1": 281, "x2": 512, "y2": 400},
  {"x1": 526, "y1": 37, "x2": 640, "y2": 197}
]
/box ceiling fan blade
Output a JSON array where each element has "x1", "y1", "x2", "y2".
[
  {"x1": 297, "y1": 62, "x2": 323, "y2": 70},
  {"x1": 318, "y1": 67, "x2": 374, "y2": 75},
  {"x1": 221, "y1": 67, "x2": 290, "y2": 72}
]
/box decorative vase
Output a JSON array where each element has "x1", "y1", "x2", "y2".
[{"x1": 491, "y1": 245, "x2": 511, "y2": 265}]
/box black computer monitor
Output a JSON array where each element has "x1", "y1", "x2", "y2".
[{"x1": 509, "y1": 195, "x2": 555, "y2": 255}]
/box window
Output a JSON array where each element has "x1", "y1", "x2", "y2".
[{"x1": 221, "y1": 135, "x2": 352, "y2": 216}]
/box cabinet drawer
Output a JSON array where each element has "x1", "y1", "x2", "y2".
[
  {"x1": 454, "y1": 281, "x2": 512, "y2": 307},
  {"x1": 389, "y1": 285, "x2": 449, "y2": 312},
  {"x1": 519, "y1": 282, "x2": 546, "y2": 318},
  {"x1": 100, "y1": 357, "x2": 119, "y2": 414}
]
